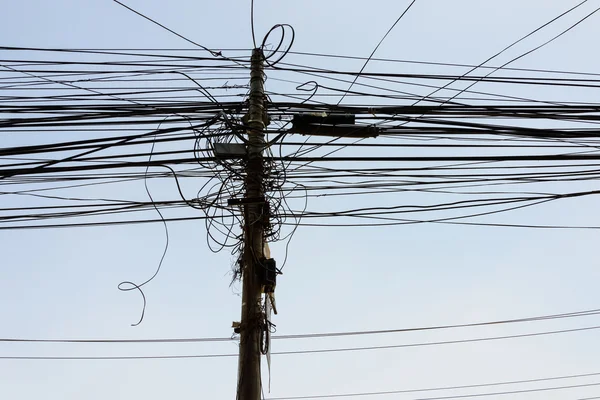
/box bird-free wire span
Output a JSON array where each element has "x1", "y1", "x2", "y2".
[
  {"x1": 1, "y1": 306, "x2": 598, "y2": 343},
  {"x1": 1, "y1": 324, "x2": 600, "y2": 360}
]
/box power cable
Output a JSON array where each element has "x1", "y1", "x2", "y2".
[
  {"x1": 111, "y1": 0, "x2": 224, "y2": 58},
  {"x1": 1, "y1": 324, "x2": 599, "y2": 360},
  {"x1": 266, "y1": 381, "x2": 600, "y2": 400},
  {"x1": 336, "y1": 0, "x2": 417, "y2": 105},
  {"x1": 0, "y1": 307, "x2": 598, "y2": 343},
  {"x1": 265, "y1": 371, "x2": 600, "y2": 399}
]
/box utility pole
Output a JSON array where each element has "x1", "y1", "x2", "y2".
[
  {"x1": 236, "y1": 47, "x2": 266, "y2": 400},
  {"x1": 233, "y1": 48, "x2": 377, "y2": 400}
]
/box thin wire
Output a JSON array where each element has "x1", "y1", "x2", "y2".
[
  {"x1": 111, "y1": 0, "x2": 224, "y2": 58},
  {"x1": 336, "y1": 0, "x2": 417, "y2": 105},
  {"x1": 1, "y1": 307, "x2": 598, "y2": 343},
  {"x1": 265, "y1": 372, "x2": 600, "y2": 399},
  {"x1": 266, "y1": 381, "x2": 600, "y2": 400},
  {"x1": 1, "y1": 324, "x2": 599, "y2": 361},
  {"x1": 117, "y1": 124, "x2": 170, "y2": 326},
  {"x1": 272, "y1": 324, "x2": 600, "y2": 356},
  {"x1": 251, "y1": 0, "x2": 257, "y2": 48},
  {"x1": 445, "y1": 3, "x2": 600, "y2": 104},
  {"x1": 414, "y1": 0, "x2": 589, "y2": 107}
]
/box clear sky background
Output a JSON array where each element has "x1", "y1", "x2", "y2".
[{"x1": 1, "y1": 0, "x2": 600, "y2": 399}]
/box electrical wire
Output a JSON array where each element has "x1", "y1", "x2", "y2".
[
  {"x1": 265, "y1": 371, "x2": 600, "y2": 399},
  {"x1": 1, "y1": 324, "x2": 599, "y2": 360},
  {"x1": 336, "y1": 0, "x2": 417, "y2": 105}
]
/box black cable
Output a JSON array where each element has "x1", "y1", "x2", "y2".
[
  {"x1": 266, "y1": 372, "x2": 600, "y2": 399},
  {"x1": 1, "y1": 324, "x2": 599, "y2": 360},
  {"x1": 443, "y1": 3, "x2": 600, "y2": 105},
  {"x1": 266, "y1": 381, "x2": 600, "y2": 400},
  {"x1": 410, "y1": 0, "x2": 590, "y2": 107},
  {"x1": 251, "y1": 0, "x2": 257, "y2": 48},
  {"x1": 117, "y1": 124, "x2": 170, "y2": 326},
  {"x1": 111, "y1": 0, "x2": 224, "y2": 58},
  {"x1": 261, "y1": 25, "x2": 295, "y2": 67},
  {"x1": 1, "y1": 306, "x2": 598, "y2": 343},
  {"x1": 337, "y1": 0, "x2": 417, "y2": 105}
]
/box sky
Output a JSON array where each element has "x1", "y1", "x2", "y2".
[{"x1": 1, "y1": 0, "x2": 600, "y2": 399}]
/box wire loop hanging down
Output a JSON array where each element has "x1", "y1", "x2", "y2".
[
  {"x1": 295, "y1": 81, "x2": 319, "y2": 104},
  {"x1": 118, "y1": 120, "x2": 171, "y2": 327}
]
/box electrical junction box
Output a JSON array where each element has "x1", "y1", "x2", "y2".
[
  {"x1": 258, "y1": 258, "x2": 277, "y2": 294},
  {"x1": 213, "y1": 143, "x2": 246, "y2": 159}
]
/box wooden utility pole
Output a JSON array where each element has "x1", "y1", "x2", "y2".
[
  {"x1": 233, "y1": 48, "x2": 378, "y2": 400},
  {"x1": 236, "y1": 48, "x2": 266, "y2": 400}
]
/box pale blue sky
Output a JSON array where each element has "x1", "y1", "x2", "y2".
[{"x1": 1, "y1": 1, "x2": 600, "y2": 399}]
